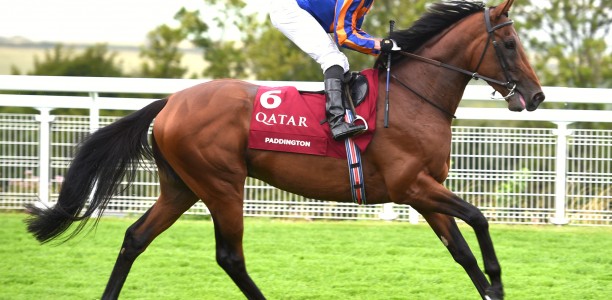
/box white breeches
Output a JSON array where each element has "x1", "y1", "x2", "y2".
[{"x1": 269, "y1": 0, "x2": 350, "y2": 74}]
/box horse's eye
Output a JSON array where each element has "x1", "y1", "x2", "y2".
[{"x1": 504, "y1": 39, "x2": 516, "y2": 50}]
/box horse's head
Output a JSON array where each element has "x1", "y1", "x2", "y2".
[{"x1": 471, "y1": 0, "x2": 545, "y2": 111}]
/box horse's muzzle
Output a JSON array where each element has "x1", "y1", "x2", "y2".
[
  {"x1": 507, "y1": 90, "x2": 545, "y2": 112},
  {"x1": 526, "y1": 92, "x2": 545, "y2": 111}
]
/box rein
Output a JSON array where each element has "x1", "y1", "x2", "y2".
[
  {"x1": 387, "y1": 7, "x2": 516, "y2": 119},
  {"x1": 391, "y1": 73, "x2": 457, "y2": 119}
]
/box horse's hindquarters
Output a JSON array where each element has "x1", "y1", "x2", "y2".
[{"x1": 153, "y1": 80, "x2": 257, "y2": 200}]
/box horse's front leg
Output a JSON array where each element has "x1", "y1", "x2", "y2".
[
  {"x1": 420, "y1": 212, "x2": 494, "y2": 299},
  {"x1": 395, "y1": 171, "x2": 503, "y2": 300}
]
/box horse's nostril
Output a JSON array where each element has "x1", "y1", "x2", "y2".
[{"x1": 534, "y1": 92, "x2": 545, "y2": 103}]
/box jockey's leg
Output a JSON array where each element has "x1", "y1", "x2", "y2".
[{"x1": 324, "y1": 65, "x2": 366, "y2": 140}]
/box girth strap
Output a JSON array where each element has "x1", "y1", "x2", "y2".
[{"x1": 343, "y1": 109, "x2": 366, "y2": 205}]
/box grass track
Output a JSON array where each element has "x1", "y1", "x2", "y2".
[{"x1": 1, "y1": 212, "x2": 610, "y2": 299}]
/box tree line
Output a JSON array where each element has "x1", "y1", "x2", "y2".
[
  {"x1": 4, "y1": 0, "x2": 611, "y2": 123},
  {"x1": 10, "y1": 0, "x2": 610, "y2": 88}
]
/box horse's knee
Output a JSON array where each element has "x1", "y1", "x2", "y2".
[
  {"x1": 442, "y1": 237, "x2": 478, "y2": 268},
  {"x1": 467, "y1": 211, "x2": 489, "y2": 230}
]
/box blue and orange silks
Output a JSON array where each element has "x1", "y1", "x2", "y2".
[{"x1": 296, "y1": 0, "x2": 379, "y2": 55}]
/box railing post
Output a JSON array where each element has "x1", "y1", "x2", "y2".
[
  {"x1": 408, "y1": 206, "x2": 420, "y2": 224},
  {"x1": 88, "y1": 92, "x2": 101, "y2": 216},
  {"x1": 379, "y1": 203, "x2": 398, "y2": 220},
  {"x1": 34, "y1": 107, "x2": 55, "y2": 205},
  {"x1": 550, "y1": 122, "x2": 571, "y2": 225},
  {"x1": 378, "y1": 203, "x2": 419, "y2": 224},
  {"x1": 89, "y1": 92, "x2": 100, "y2": 132}
]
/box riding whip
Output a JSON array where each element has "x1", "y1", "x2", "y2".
[{"x1": 384, "y1": 20, "x2": 395, "y2": 128}]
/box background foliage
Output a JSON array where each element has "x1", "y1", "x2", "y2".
[
  {"x1": 4, "y1": 0, "x2": 611, "y2": 122},
  {"x1": 9, "y1": 0, "x2": 611, "y2": 88},
  {"x1": 514, "y1": 0, "x2": 611, "y2": 88}
]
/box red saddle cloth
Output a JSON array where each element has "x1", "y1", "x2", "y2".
[{"x1": 248, "y1": 69, "x2": 378, "y2": 159}]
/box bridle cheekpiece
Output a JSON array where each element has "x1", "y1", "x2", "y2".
[{"x1": 473, "y1": 7, "x2": 516, "y2": 100}]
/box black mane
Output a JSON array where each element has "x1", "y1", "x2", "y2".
[{"x1": 375, "y1": 1, "x2": 485, "y2": 67}]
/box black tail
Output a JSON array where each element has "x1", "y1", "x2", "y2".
[{"x1": 26, "y1": 99, "x2": 168, "y2": 243}]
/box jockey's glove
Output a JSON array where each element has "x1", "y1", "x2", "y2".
[{"x1": 380, "y1": 38, "x2": 401, "y2": 52}]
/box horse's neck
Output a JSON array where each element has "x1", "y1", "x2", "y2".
[{"x1": 396, "y1": 20, "x2": 482, "y2": 121}]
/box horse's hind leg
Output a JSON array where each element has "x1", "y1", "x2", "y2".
[
  {"x1": 102, "y1": 177, "x2": 198, "y2": 299},
  {"x1": 184, "y1": 170, "x2": 264, "y2": 299},
  {"x1": 166, "y1": 145, "x2": 264, "y2": 297},
  {"x1": 208, "y1": 203, "x2": 265, "y2": 300}
]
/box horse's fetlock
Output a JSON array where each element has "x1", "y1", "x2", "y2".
[{"x1": 485, "y1": 263, "x2": 502, "y2": 278}]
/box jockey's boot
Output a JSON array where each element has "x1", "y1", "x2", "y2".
[{"x1": 324, "y1": 66, "x2": 366, "y2": 141}]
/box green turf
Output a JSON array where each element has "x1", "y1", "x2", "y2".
[{"x1": 0, "y1": 212, "x2": 610, "y2": 299}]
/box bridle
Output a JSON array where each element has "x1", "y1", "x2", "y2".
[
  {"x1": 389, "y1": 7, "x2": 518, "y2": 119},
  {"x1": 474, "y1": 7, "x2": 517, "y2": 99}
]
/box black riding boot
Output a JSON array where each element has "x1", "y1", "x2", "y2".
[{"x1": 325, "y1": 67, "x2": 366, "y2": 141}]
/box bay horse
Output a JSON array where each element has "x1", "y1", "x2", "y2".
[{"x1": 26, "y1": 1, "x2": 544, "y2": 299}]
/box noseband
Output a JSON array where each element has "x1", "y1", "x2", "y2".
[{"x1": 393, "y1": 7, "x2": 517, "y2": 104}]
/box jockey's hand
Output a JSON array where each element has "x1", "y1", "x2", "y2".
[{"x1": 380, "y1": 38, "x2": 401, "y2": 53}]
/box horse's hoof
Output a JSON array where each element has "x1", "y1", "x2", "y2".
[{"x1": 484, "y1": 287, "x2": 504, "y2": 300}]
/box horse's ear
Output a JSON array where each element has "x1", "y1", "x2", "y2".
[{"x1": 494, "y1": 0, "x2": 514, "y2": 19}]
